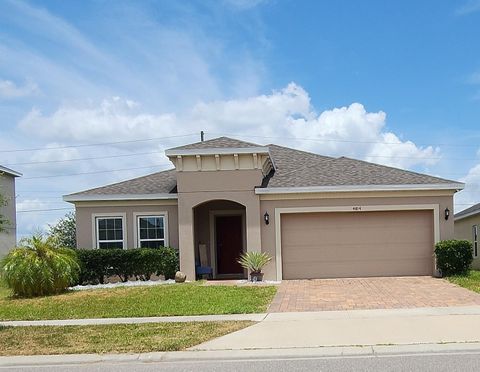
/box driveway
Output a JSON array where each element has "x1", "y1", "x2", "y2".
[{"x1": 268, "y1": 276, "x2": 480, "y2": 312}]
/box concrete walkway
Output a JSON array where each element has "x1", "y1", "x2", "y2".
[
  {"x1": 0, "y1": 313, "x2": 266, "y2": 327},
  {"x1": 192, "y1": 305, "x2": 480, "y2": 350}
]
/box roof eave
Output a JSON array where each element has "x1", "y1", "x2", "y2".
[
  {"x1": 255, "y1": 183, "x2": 465, "y2": 195},
  {"x1": 165, "y1": 146, "x2": 270, "y2": 157},
  {"x1": 454, "y1": 209, "x2": 480, "y2": 221},
  {"x1": 0, "y1": 165, "x2": 22, "y2": 177},
  {"x1": 63, "y1": 193, "x2": 178, "y2": 203}
]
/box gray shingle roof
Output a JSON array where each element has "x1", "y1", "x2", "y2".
[
  {"x1": 168, "y1": 136, "x2": 260, "y2": 150},
  {"x1": 455, "y1": 203, "x2": 480, "y2": 219},
  {"x1": 68, "y1": 169, "x2": 177, "y2": 196},
  {"x1": 265, "y1": 146, "x2": 458, "y2": 188},
  {"x1": 67, "y1": 137, "x2": 461, "y2": 198}
]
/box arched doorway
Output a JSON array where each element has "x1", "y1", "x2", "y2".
[{"x1": 193, "y1": 200, "x2": 247, "y2": 279}]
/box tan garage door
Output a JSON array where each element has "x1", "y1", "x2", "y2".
[{"x1": 281, "y1": 210, "x2": 434, "y2": 279}]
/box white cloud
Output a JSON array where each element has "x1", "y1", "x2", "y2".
[
  {"x1": 456, "y1": 0, "x2": 480, "y2": 15},
  {"x1": 0, "y1": 79, "x2": 38, "y2": 98},
  {"x1": 18, "y1": 83, "x2": 439, "y2": 169},
  {"x1": 455, "y1": 162, "x2": 480, "y2": 212},
  {"x1": 224, "y1": 0, "x2": 269, "y2": 10}
]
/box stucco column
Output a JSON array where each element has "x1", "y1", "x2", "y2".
[
  {"x1": 178, "y1": 198, "x2": 196, "y2": 281},
  {"x1": 246, "y1": 196, "x2": 262, "y2": 252}
]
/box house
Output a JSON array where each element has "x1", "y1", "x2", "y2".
[
  {"x1": 454, "y1": 203, "x2": 480, "y2": 269},
  {"x1": 0, "y1": 165, "x2": 22, "y2": 256},
  {"x1": 64, "y1": 137, "x2": 464, "y2": 281}
]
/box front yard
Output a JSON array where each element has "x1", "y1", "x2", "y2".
[
  {"x1": 0, "y1": 282, "x2": 277, "y2": 321},
  {"x1": 447, "y1": 270, "x2": 480, "y2": 293},
  {"x1": 0, "y1": 321, "x2": 252, "y2": 356}
]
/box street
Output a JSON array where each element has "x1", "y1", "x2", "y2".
[{"x1": 3, "y1": 350, "x2": 480, "y2": 372}]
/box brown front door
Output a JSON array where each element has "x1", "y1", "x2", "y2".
[{"x1": 216, "y1": 215, "x2": 244, "y2": 275}]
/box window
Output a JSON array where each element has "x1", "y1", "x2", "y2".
[
  {"x1": 137, "y1": 215, "x2": 166, "y2": 248},
  {"x1": 96, "y1": 217, "x2": 124, "y2": 249},
  {"x1": 473, "y1": 225, "x2": 478, "y2": 258}
]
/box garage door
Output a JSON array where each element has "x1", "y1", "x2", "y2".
[{"x1": 281, "y1": 210, "x2": 434, "y2": 279}]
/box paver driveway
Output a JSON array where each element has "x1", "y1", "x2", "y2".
[{"x1": 268, "y1": 276, "x2": 480, "y2": 312}]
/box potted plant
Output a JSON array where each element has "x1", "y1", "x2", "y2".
[{"x1": 238, "y1": 251, "x2": 272, "y2": 282}]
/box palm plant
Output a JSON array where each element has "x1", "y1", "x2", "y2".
[
  {"x1": 0, "y1": 234, "x2": 80, "y2": 297},
  {"x1": 238, "y1": 251, "x2": 272, "y2": 279}
]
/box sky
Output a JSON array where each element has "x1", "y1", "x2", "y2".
[{"x1": 0, "y1": 0, "x2": 480, "y2": 239}]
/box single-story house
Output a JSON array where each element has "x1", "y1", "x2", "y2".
[
  {"x1": 64, "y1": 137, "x2": 464, "y2": 281},
  {"x1": 454, "y1": 203, "x2": 480, "y2": 269},
  {"x1": 0, "y1": 165, "x2": 22, "y2": 256}
]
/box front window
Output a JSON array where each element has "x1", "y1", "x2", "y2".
[
  {"x1": 137, "y1": 216, "x2": 166, "y2": 248},
  {"x1": 96, "y1": 217, "x2": 124, "y2": 249},
  {"x1": 473, "y1": 225, "x2": 478, "y2": 258}
]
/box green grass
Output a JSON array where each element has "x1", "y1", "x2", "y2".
[
  {"x1": 0, "y1": 283, "x2": 277, "y2": 321},
  {"x1": 0, "y1": 321, "x2": 252, "y2": 356},
  {"x1": 446, "y1": 270, "x2": 480, "y2": 293}
]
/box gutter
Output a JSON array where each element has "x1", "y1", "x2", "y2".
[
  {"x1": 63, "y1": 193, "x2": 178, "y2": 203},
  {"x1": 255, "y1": 183, "x2": 465, "y2": 195}
]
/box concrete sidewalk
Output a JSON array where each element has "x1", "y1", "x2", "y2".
[
  {"x1": 0, "y1": 313, "x2": 266, "y2": 327},
  {"x1": 192, "y1": 306, "x2": 480, "y2": 350}
]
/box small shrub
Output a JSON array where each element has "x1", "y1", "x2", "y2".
[
  {"x1": 75, "y1": 247, "x2": 179, "y2": 285},
  {"x1": 434, "y1": 240, "x2": 473, "y2": 276},
  {"x1": 238, "y1": 251, "x2": 272, "y2": 274},
  {"x1": 0, "y1": 234, "x2": 80, "y2": 297}
]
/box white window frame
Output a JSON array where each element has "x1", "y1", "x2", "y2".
[
  {"x1": 92, "y1": 213, "x2": 127, "y2": 249},
  {"x1": 473, "y1": 225, "x2": 478, "y2": 258},
  {"x1": 133, "y1": 212, "x2": 169, "y2": 249}
]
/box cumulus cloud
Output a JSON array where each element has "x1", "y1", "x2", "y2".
[
  {"x1": 18, "y1": 83, "x2": 439, "y2": 169},
  {"x1": 0, "y1": 79, "x2": 39, "y2": 98},
  {"x1": 455, "y1": 162, "x2": 480, "y2": 212}
]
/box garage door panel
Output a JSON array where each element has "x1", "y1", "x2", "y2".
[{"x1": 281, "y1": 210, "x2": 434, "y2": 279}]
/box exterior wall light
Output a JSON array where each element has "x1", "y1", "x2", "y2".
[
  {"x1": 444, "y1": 207, "x2": 450, "y2": 220},
  {"x1": 264, "y1": 212, "x2": 270, "y2": 225}
]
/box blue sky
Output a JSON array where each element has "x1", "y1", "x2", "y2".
[{"x1": 1, "y1": 0, "x2": 480, "y2": 238}]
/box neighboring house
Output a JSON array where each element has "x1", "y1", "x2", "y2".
[
  {"x1": 64, "y1": 137, "x2": 464, "y2": 281},
  {"x1": 454, "y1": 203, "x2": 480, "y2": 269},
  {"x1": 0, "y1": 165, "x2": 22, "y2": 256}
]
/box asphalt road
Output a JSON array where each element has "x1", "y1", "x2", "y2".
[{"x1": 3, "y1": 351, "x2": 480, "y2": 372}]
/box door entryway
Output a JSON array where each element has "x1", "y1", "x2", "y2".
[{"x1": 215, "y1": 215, "x2": 244, "y2": 276}]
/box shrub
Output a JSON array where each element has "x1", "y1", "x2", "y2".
[
  {"x1": 75, "y1": 247, "x2": 179, "y2": 285},
  {"x1": 238, "y1": 251, "x2": 272, "y2": 274},
  {"x1": 434, "y1": 240, "x2": 473, "y2": 276},
  {"x1": 0, "y1": 234, "x2": 80, "y2": 297}
]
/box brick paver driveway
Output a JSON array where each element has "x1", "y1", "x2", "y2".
[{"x1": 268, "y1": 276, "x2": 480, "y2": 312}]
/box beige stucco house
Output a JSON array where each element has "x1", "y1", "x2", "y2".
[
  {"x1": 0, "y1": 165, "x2": 22, "y2": 256},
  {"x1": 64, "y1": 137, "x2": 464, "y2": 281},
  {"x1": 454, "y1": 203, "x2": 480, "y2": 269}
]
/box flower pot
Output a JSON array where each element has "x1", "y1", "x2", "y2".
[{"x1": 250, "y1": 272, "x2": 264, "y2": 282}]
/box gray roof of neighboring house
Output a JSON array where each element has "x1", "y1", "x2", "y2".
[
  {"x1": 0, "y1": 165, "x2": 22, "y2": 177},
  {"x1": 65, "y1": 137, "x2": 462, "y2": 198},
  {"x1": 455, "y1": 202, "x2": 480, "y2": 220}
]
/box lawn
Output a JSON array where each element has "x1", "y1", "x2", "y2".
[
  {"x1": 447, "y1": 270, "x2": 480, "y2": 293},
  {"x1": 0, "y1": 321, "x2": 252, "y2": 356},
  {"x1": 0, "y1": 283, "x2": 277, "y2": 321}
]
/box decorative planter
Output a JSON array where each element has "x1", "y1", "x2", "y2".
[{"x1": 250, "y1": 272, "x2": 264, "y2": 282}]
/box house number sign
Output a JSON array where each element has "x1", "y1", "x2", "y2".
[{"x1": 352, "y1": 206, "x2": 362, "y2": 211}]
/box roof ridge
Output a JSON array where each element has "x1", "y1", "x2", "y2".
[{"x1": 267, "y1": 143, "x2": 334, "y2": 160}]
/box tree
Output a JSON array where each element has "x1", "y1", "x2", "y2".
[
  {"x1": 48, "y1": 212, "x2": 77, "y2": 249},
  {"x1": 0, "y1": 190, "x2": 7, "y2": 233}
]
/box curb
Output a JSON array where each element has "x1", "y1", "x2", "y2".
[{"x1": 1, "y1": 342, "x2": 480, "y2": 367}]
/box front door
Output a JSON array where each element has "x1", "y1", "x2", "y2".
[{"x1": 215, "y1": 215, "x2": 244, "y2": 275}]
